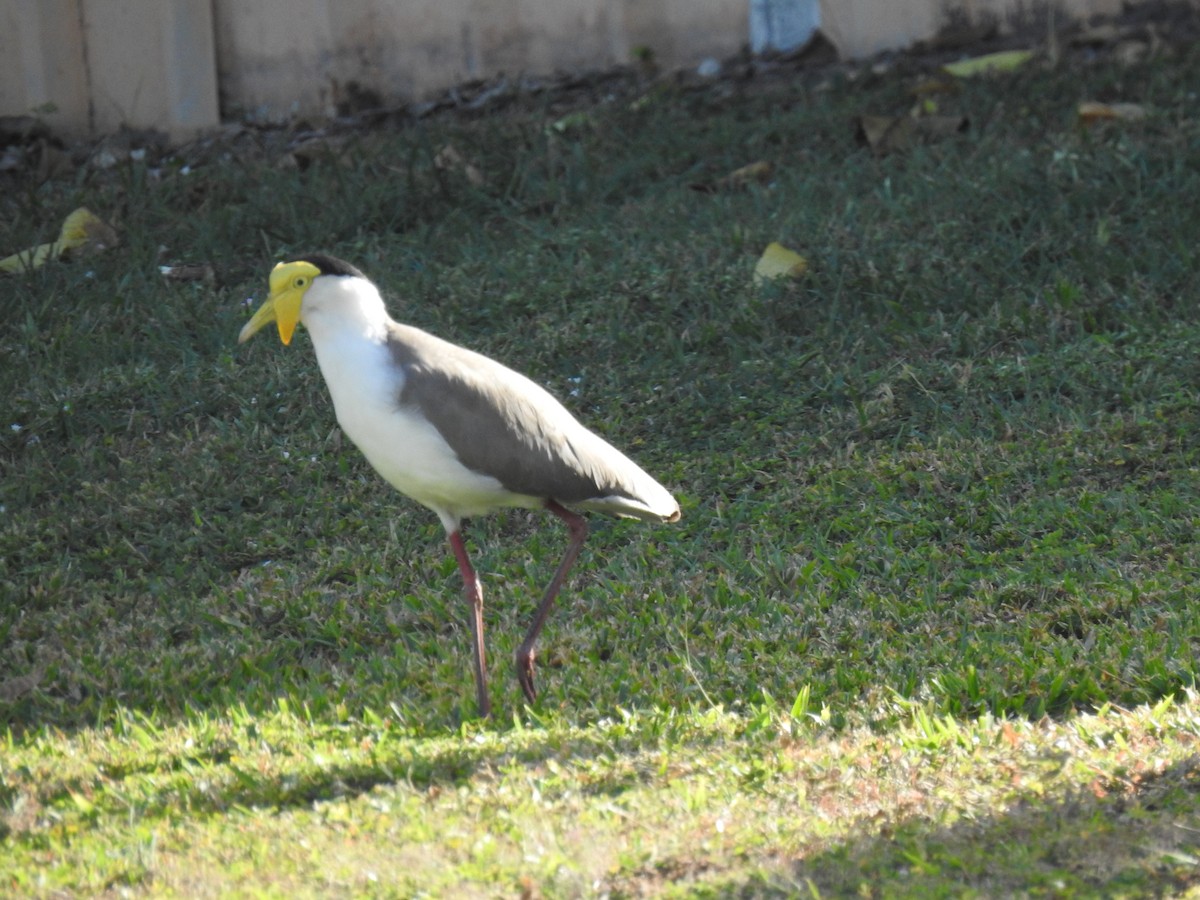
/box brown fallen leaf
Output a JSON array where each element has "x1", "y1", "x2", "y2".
[
  {"x1": 281, "y1": 134, "x2": 354, "y2": 170},
  {"x1": 690, "y1": 160, "x2": 775, "y2": 194},
  {"x1": 159, "y1": 263, "x2": 216, "y2": 283},
  {"x1": 0, "y1": 208, "x2": 118, "y2": 274},
  {"x1": 856, "y1": 114, "x2": 968, "y2": 154},
  {"x1": 434, "y1": 144, "x2": 485, "y2": 186},
  {"x1": 1078, "y1": 101, "x2": 1147, "y2": 125},
  {"x1": 857, "y1": 116, "x2": 901, "y2": 152}
]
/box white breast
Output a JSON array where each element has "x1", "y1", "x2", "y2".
[{"x1": 308, "y1": 326, "x2": 541, "y2": 530}]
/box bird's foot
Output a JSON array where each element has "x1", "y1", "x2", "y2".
[
  {"x1": 476, "y1": 695, "x2": 492, "y2": 719},
  {"x1": 516, "y1": 648, "x2": 538, "y2": 704}
]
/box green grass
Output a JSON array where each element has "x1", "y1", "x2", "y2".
[{"x1": 4, "y1": 37, "x2": 1200, "y2": 895}]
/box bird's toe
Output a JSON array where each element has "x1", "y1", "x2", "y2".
[{"x1": 516, "y1": 650, "x2": 538, "y2": 703}]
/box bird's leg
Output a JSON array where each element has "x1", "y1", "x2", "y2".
[
  {"x1": 449, "y1": 530, "x2": 491, "y2": 718},
  {"x1": 516, "y1": 500, "x2": 588, "y2": 704}
]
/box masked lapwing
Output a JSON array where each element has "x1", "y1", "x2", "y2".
[{"x1": 238, "y1": 254, "x2": 680, "y2": 717}]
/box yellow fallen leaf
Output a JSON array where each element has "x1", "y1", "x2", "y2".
[
  {"x1": 943, "y1": 49, "x2": 1034, "y2": 78},
  {"x1": 1078, "y1": 101, "x2": 1147, "y2": 124},
  {"x1": 0, "y1": 207, "x2": 118, "y2": 274},
  {"x1": 58, "y1": 208, "x2": 114, "y2": 249},
  {"x1": 754, "y1": 242, "x2": 807, "y2": 285}
]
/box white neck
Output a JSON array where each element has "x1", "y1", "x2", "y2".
[
  {"x1": 300, "y1": 276, "x2": 392, "y2": 347},
  {"x1": 299, "y1": 276, "x2": 399, "y2": 425}
]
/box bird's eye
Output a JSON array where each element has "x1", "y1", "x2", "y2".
[{"x1": 294, "y1": 276, "x2": 308, "y2": 289}]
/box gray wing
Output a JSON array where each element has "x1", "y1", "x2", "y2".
[{"x1": 387, "y1": 325, "x2": 646, "y2": 506}]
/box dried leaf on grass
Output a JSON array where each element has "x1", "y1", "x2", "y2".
[
  {"x1": 434, "y1": 144, "x2": 485, "y2": 186},
  {"x1": 280, "y1": 135, "x2": 354, "y2": 170},
  {"x1": 1078, "y1": 101, "x2": 1148, "y2": 124},
  {"x1": 1069, "y1": 20, "x2": 1165, "y2": 64},
  {"x1": 690, "y1": 160, "x2": 775, "y2": 194},
  {"x1": 753, "y1": 242, "x2": 807, "y2": 285},
  {"x1": 159, "y1": 264, "x2": 216, "y2": 283},
  {"x1": 0, "y1": 208, "x2": 118, "y2": 274},
  {"x1": 857, "y1": 114, "x2": 968, "y2": 154}
]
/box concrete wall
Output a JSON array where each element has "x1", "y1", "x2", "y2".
[
  {"x1": 0, "y1": 0, "x2": 1164, "y2": 138},
  {"x1": 823, "y1": 0, "x2": 1127, "y2": 58},
  {"x1": 1, "y1": 1, "x2": 91, "y2": 136},
  {"x1": 213, "y1": 0, "x2": 746, "y2": 122},
  {"x1": 1, "y1": 0, "x2": 219, "y2": 139}
]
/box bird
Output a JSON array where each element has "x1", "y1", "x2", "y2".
[{"x1": 238, "y1": 254, "x2": 681, "y2": 717}]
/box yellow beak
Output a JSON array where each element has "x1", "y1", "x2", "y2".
[{"x1": 238, "y1": 272, "x2": 306, "y2": 346}]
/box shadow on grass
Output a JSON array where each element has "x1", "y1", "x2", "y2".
[
  {"x1": 77, "y1": 710, "x2": 682, "y2": 823},
  {"x1": 732, "y1": 755, "x2": 1200, "y2": 897}
]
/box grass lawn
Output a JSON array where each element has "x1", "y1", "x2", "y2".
[{"x1": 3, "y1": 26, "x2": 1200, "y2": 897}]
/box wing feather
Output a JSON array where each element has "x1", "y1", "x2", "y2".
[{"x1": 387, "y1": 324, "x2": 677, "y2": 520}]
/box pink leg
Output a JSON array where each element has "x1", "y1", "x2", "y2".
[
  {"x1": 516, "y1": 500, "x2": 588, "y2": 704},
  {"x1": 449, "y1": 531, "x2": 490, "y2": 718}
]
